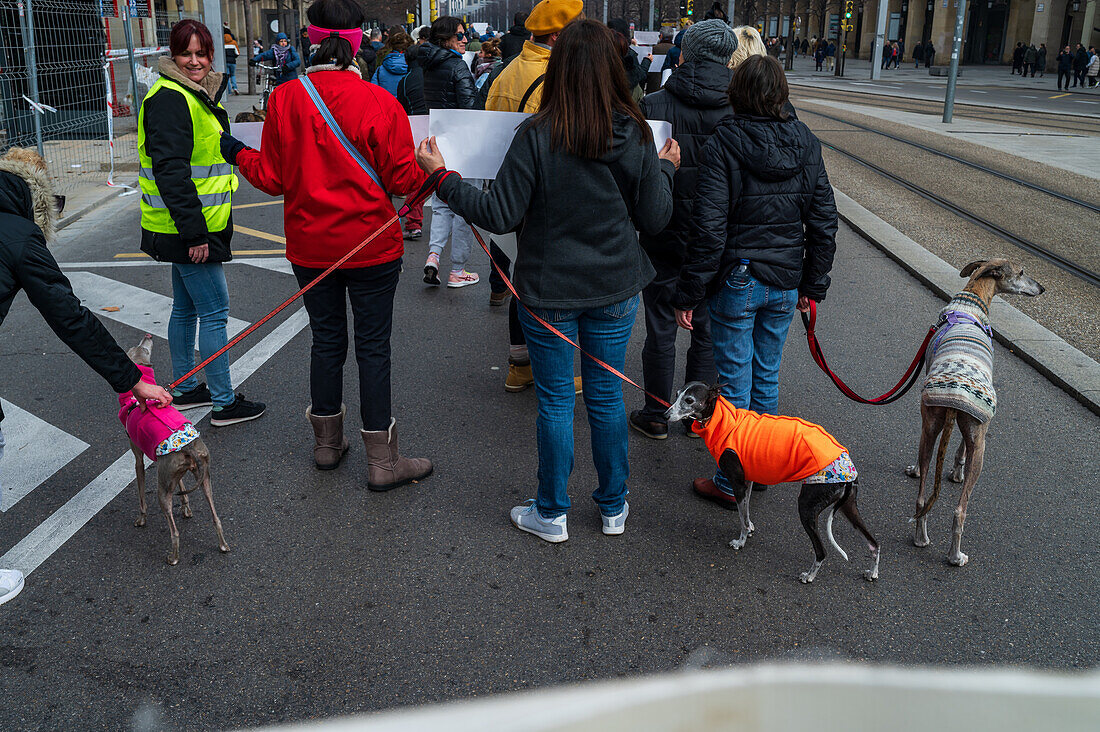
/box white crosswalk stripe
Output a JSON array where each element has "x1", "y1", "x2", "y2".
[
  {"x1": 67, "y1": 271, "x2": 250, "y2": 341},
  {"x1": 0, "y1": 399, "x2": 89, "y2": 512}
]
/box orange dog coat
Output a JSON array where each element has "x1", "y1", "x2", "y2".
[{"x1": 693, "y1": 396, "x2": 847, "y2": 486}]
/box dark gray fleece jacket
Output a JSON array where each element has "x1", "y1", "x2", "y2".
[{"x1": 437, "y1": 114, "x2": 675, "y2": 309}]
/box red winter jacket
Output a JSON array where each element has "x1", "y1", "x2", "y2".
[{"x1": 236, "y1": 67, "x2": 426, "y2": 269}]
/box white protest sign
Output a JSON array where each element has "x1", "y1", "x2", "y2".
[
  {"x1": 428, "y1": 108, "x2": 531, "y2": 180},
  {"x1": 462, "y1": 51, "x2": 477, "y2": 67},
  {"x1": 651, "y1": 55, "x2": 666, "y2": 70},
  {"x1": 630, "y1": 45, "x2": 653, "y2": 59},
  {"x1": 662, "y1": 68, "x2": 672, "y2": 85},
  {"x1": 475, "y1": 227, "x2": 518, "y2": 258},
  {"x1": 648, "y1": 120, "x2": 672, "y2": 152},
  {"x1": 471, "y1": 22, "x2": 488, "y2": 35},
  {"x1": 233, "y1": 121, "x2": 264, "y2": 150},
  {"x1": 409, "y1": 115, "x2": 429, "y2": 145},
  {"x1": 634, "y1": 31, "x2": 660, "y2": 45}
]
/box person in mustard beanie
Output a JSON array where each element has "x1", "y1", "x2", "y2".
[{"x1": 484, "y1": 0, "x2": 583, "y2": 394}]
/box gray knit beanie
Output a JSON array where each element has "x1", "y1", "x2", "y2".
[{"x1": 681, "y1": 19, "x2": 739, "y2": 65}]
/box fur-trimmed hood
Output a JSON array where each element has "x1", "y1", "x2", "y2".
[
  {"x1": 0, "y1": 157, "x2": 58, "y2": 242},
  {"x1": 305, "y1": 63, "x2": 362, "y2": 77},
  {"x1": 157, "y1": 55, "x2": 225, "y2": 102}
]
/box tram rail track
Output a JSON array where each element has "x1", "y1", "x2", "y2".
[
  {"x1": 790, "y1": 85, "x2": 1100, "y2": 135},
  {"x1": 797, "y1": 106, "x2": 1100, "y2": 215},
  {"x1": 813, "y1": 137, "x2": 1100, "y2": 290}
]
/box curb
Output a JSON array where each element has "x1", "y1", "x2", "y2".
[
  {"x1": 57, "y1": 180, "x2": 138, "y2": 232},
  {"x1": 833, "y1": 188, "x2": 1100, "y2": 418},
  {"x1": 789, "y1": 81, "x2": 1100, "y2": 120}
]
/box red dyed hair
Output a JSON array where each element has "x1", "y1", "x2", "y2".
[{"x1": 169, "y1": 19, "x2": 215, "y2": 59}]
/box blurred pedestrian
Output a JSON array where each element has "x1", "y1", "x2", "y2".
[
  {"x1": 1036, "y1": 43, "x2": 1047, "y2": 77},
  {"x1": 223, "y1": 23, "x2": 240, "y2": 94},
  {"x1": 674, "y1": 55, "x2": 837, "y2": 504},
  {"x1": 250, "y1": 32, "x2": 301, "y2": 87},
  {"x1": 704, "y1": 2, "x2": 728, "y2": 23},
  {"x1": 1023, "y1": 43, "x2": 1037, "y2": 78},
  {"x1": 139, "y1": 19, "x2": 265, "y2": 426},
  {"x1": 500, "y1": 11, "x2": 532, "y2": 58},
  {"x1": 1087, "y1": 46, "x2": 1098, "y2": 87},
  {"x1": 825, "y1": 38, "x2": 836, "y2": 71},
  {"x1": 1, "y1": 147, "x2": 174, "y2": 606},
  {"x1": 225, "y1": 0, "x2": 431, "y2": 483},
  {"x1": 631, "y1": 19, "x2": 737, "y2": 440},
  {"x1": 417, "y1": 16, "x2": 480, "y2": 288},
  {"x1": 923, "y1": 39, "x2": 934, "y2": 67},
  {"x1": 474, "y1": 38, "x2": 502, "y2": 88},
  {"x1": 1057, "y1": 45, "x2": 1073, "y2": 90},
  {"x1": 608, "y1": 18, "x2": 651, "y2": 102},
  {"x1": 416, "y1": 20, "x2": 679, "y2": 541}
]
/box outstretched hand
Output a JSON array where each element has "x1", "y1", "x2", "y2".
[
  {"x1": 131, "y1": 379, "x2": 173, "y2": 409},
  {"x1": 416, "y1": 136, "x2": 446, "y2": 174}
]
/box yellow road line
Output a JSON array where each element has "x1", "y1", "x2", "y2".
[
  {"x1": 1049, "y1": 93, "x2": 1071, "y2": 99},
  {"x1": 112, "y1": 248, "x2": 285, "y2": 259},
  {"x1": 232, "y1": 200, "x2": 284, "y2": 210},
  {"x1": 235, "y1": 225, "x2": 286, "y2": 244}
]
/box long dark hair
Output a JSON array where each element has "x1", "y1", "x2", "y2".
[
  {"x1": 530, "y1": 20, "x2": 651, "y2": 159},
  {"x1": 307, "y1": 0, "x2": 365, "y2": 69}
]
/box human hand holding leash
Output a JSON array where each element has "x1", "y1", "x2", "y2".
[
  {"x1": 675, "y1": 308, "x2": 693, "y2": 330},
  {"x1": 797, "y1": 295, "x2": 812, "y2": 312},
  {"x1": 658, "y1": 138, "x2": 680, "y2": 169},
  {"x1": 415, "y1": 136, "x2": 446, "y2": 174}
]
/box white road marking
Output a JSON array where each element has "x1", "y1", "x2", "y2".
[
  {"x1": 0, "y1": 307, "x2": 310, "y2": 576},
  {"x1": 60, "y1": 261, "x2": 172, "y2": 269},
  {"x1": 237, "y1": 257, "x2": 294, "y2": 275},
  {"x1": 66, "y1": 271, "x2": 249, "y2": 341},
  {"x1": 0, "y1": 400, "x2": 89, "y2": 512},
  {"x1": 970, "y1": 90, "x2": 988, "y2": 93}
]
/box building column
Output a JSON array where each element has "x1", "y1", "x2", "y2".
[
  {"x1": 1083, "y1": 0, "x2": 1097, "y2": 47},
  {"x1": 928, "y1": 0, "x2": 970, "y2": 65}
]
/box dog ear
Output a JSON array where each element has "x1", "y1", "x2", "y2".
[
  {"x1": 962, "y1": 260, "x2": 1009, "y2": 281},
  {"x1": 959, "y1": 260, "x2": 987, "y2": 278}
]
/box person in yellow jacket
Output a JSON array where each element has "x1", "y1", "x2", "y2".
[
  {"x1": 484, "y1": 0, "x2": 583, "y2": 393},
  {"x1": 138, "y1": 19, "x2": 265, "y2": 426}
]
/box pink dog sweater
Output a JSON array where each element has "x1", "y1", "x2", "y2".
[{"x1": 118, "y1": 364, "x2": 195, "y2": 460}]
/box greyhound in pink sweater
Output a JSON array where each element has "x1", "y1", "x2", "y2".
[{"x1": 122, "y1": 335, "x2": 229, "y2": 565}]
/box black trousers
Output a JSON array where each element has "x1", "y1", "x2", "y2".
[
  {"x1": 293, "y1": 259, "x2": 400, "y2": 430},
  {"x1": 639, "y1": 262, "x2": 716, "y2": 422},
  {"x1": 1073, "y1": 69, "x2": 1086, "y2": 86},
  {"x1": 489, "y1": 240, "x2": 527, "y2": 348},
  {"x1": 1058, "y1": 70, "x2": 1071, "y2": 89}
]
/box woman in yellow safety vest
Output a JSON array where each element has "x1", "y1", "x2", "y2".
[{"x1": 137, "y1": 19, "x2": 265, "y2": 426}]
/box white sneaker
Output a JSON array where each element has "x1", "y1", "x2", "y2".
[
  {"x1": 510, "y1": 500, "x2": 568, "y2": 543},
  {"x1": 601, "y1": 501, "x2": 629, "y2": 535},
  {"x1": 0, "y1": 569, "x2": 25, "y2": 606}
]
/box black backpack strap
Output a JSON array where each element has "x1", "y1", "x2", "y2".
[{"x1": 518, "y1": 74, "x2": 545, "y2": 112}]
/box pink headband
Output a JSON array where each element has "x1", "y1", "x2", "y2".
[{"x1": 307, "y1": 25, "x2": 363, "y2": 56}]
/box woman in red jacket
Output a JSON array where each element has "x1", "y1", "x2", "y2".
[{"x1": 223, "y1": 0, "x2": 431, "y2": 488}]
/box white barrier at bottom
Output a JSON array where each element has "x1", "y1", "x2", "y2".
[{"x1": 253, "y1": 662, "x2": 1100, "y2": 732}]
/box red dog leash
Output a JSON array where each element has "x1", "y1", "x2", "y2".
[
  {"x1": 468, "y1": 225, "x2": 671, "y2": 409},
  {"x1": 801, "y1": 300, "x2": 936, "y2": 405},
  {"x1": 168, "y1": 170, "x2": 447, "y2": 391}
]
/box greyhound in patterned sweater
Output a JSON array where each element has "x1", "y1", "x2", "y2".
[{"x1": 906, "y1": 259, "x2": 1043, "y2": 567}]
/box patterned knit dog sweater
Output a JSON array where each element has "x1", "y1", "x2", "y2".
[{"x1": 921, "y1": 291, "x2": 996, "y2": 424}]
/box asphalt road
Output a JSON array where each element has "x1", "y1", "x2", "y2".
[{"x1": 1, "y1": 178, "x2": 1098, "y2": 730}]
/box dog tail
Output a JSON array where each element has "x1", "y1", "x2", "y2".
[
  {"x1": 915, "y1": 408, "x2": 955, "y2": 520},
  {"x1": 826, "y1": 504, "x2": 849, "y2": 561}
]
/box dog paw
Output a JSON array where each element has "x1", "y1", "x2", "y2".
[
  {"x1": 166, "y1": 554, "x2": 179, "y2": 566},
  {"x1": 799, "y1": 572, "x2": 814, "y2": 584},
  {"x1": 219, "y1": 543, "x2": 230, "y2": 553},
  {"x1": 864, "y1": 569, "x2": 878, "y2": 582},
  {"x1": 747, "y1": 521, "x2": 756, "y2": 535},
  {"x1": 913, "y1": 536, "x2": 930, "y2": 548},
  {"x1": 904, "y1": 464, "x2": 920, "y2": 478},
  {"x1": 729, "y1": 538, "x2": 747, "y2": 550},
  {"x1": 947, "y1": 551, "x2": 968, "y2": 567},
  {"x1": 949, "y1": 468, "x2": 965, "y2": 484},
  {"x1": 134, "y1": 516, "x2": 146, "y2": 528},
  {"x1": 182, "y1": 505, "x2": 193, "y2": 519}
]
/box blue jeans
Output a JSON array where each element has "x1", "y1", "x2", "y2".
[
  {"x1": 169, "y1": 262, "x2": 235, "y2": 407},
  {"x1": 518, "y1": 295, "x2": 639, "y2": 519},
  {"x1": 226, "y1": 62, "x2": 238, "y2": 91},
  {"x1": 708, "y1": 266, "x2": 798, "y2": 494}
]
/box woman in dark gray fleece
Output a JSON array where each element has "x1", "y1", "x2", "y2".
[{"x1": 416, "y1": 19, "x2": 680, "y2": 543}]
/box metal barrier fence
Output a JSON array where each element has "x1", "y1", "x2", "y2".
[{"x1": 0, "y1": 0, "x2": 197, "y2": 195}]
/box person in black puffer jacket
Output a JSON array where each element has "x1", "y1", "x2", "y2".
[
  {"x1": 418, "y1": 16, "x2": 481, "y2": 287},
  {"x1": 418, "y1": 16, "x2": 476, "y2": 110},
  {"x1": 673, "y1": 55, "x2": 837, "y2": 504},
  {"x1": 499, "y1": 12, "x2": 531, "y2": 59},
  {"x1": 631, "y1": 19, "x2": 736, "y2": 440}
]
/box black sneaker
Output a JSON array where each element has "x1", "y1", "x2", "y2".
[
  {"x1": 423, "y1": 263, "x2": 440, "y2": 285},
  {"x1": 210, "y1": 393, "x2": 266, "y2": 427},
  {"x1": 628, "y1": 410, "x2": 668, "y2": 440},
  {"x1": 172, "y1": 383, "x2": 212, "y2": 410}
]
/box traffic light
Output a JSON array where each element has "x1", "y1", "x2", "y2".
[
  {"x1": 844, "y1": 0, "x2": 854, "y2": 20},
  {"x1": 686, "y1": 0, "x2": 694, "y2": 15},
  {"x1": 679, "y1": 0, "x2": 686, "y2": 17}
]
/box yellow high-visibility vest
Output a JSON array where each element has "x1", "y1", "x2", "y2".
[{"x1": 138, "y1": 75, "x2": 238, "y2": 234}]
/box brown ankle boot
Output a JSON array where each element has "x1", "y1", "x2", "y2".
[
  {"x1": 360, "y1": 418, "x2": 432, "y2": 491},
  {"x1": 307, "y1": 405, "x2": 349, "y2": 470}
]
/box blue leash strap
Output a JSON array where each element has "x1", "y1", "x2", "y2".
[{"x1": 299, "y1": 75, "x2": 390, "y2": 198}]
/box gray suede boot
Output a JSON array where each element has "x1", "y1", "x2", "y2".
[
  {"x1": 360, "y1": 418, "x2": 432, "y2": 491},
  {"x1": 307, "y1": 404, "x2": 349, "y2": 470}
]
